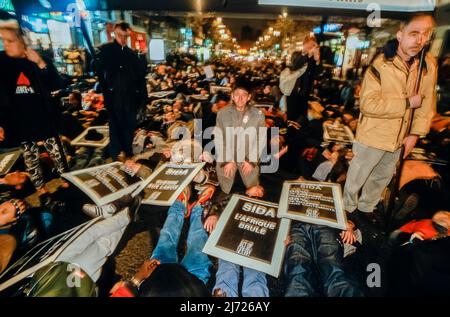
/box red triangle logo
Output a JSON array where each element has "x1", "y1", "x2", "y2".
[{"x1": 17, "y1": 72, "x2": 30, "y2": 86}]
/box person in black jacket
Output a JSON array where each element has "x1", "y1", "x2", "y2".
[
  {"x1": 92, "y1": 21, "x2": 148, "y2": 160},
  {"x1": 279, "y1": 35, "x2": 322, "y2": 122},
  {"x1": 0, "y1": 24, "x2": 67, "y2": 189}
]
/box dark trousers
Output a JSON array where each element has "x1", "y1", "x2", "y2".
[
  {"x1": 108, "y1": 107, "x2": 137, "y2": 160},
  {"x1": 284, "y1": 222, "x2": 363, "y2": 297},
  {"x1": 286, "y1": 94, "x2": 307, "y2": 122},
  {"x1": 21, "y1": 137, "x2": 68, "y2": 188}
]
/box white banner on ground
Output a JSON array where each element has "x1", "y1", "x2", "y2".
[
  {"x1": 258, "y1": 0, "x2": 435, "y2": 12},
  {"x1": 203, "y1": 195, "x2": 290, "y2": 277},
  {"x1": 278, "y1": 180, "x2": 348, "y2": 230}
]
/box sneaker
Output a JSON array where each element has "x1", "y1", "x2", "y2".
[
  {"x1": 365, "y1": 208, "x2": 386, "y2": 230},
  {"x1": 177, "y1": 186, "x2": 191, "y2": 218},
  {"x1": 82, "y1": 203, "x2": 117, "y2": 218},
  {"x1": 22, "y1": 228, "x2": 39, "y2": 250},
  {"x1": 347, "y1": 209, "x2": 385, "y2": 249},
  {"x1": 128, "y1": 196, "x2": 142, "y2": 222},
  {"x1": 197, "y1": 185, "x2": 216, "y2": 207},
  {"x1": 117, "y1": 152, "x2": 127, "y2": 163},
  {"x1": 393, "y1": 193, "x2": 419, "y2": 222}
]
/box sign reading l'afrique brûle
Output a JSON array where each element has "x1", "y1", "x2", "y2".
[{"x1": 203, "y1": 195, "x2": 290, "y2": 277}]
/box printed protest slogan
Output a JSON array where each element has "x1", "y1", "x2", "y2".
[
  {"x1": 142, "y1": 163, "x2": 205, "y2": 206},
  {"x1": 203, "y1": 195, "x2": 289, "y2": 277},
  {"x1": 278, "y1": 181, "x2": 347, "y2": 230}
]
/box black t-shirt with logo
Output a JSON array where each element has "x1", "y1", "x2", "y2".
[{"x1": 0, "y1": 52, "x2": 62, "y2": 144}]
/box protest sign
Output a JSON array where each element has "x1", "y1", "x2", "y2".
[
  {"x1": 0, "y1": 149, "x2": 21, "y2": 176},
  {"x1": 148, "y1": 90, "x2": 176, "y2": 99},
  {"x1": 142, "y1": 162, "x2": 205, "y2": 206},
  {"x1": 323, "y1": 123, "x2": 354, "y2": 144},
  {"x1": 278, "y1": 180, "x2": 347, "y2": 230},
  {"x1": 203, "y1": 195, "x2": 290, "y2": 277},
  {"x1": 62, "y1": 162, "x2": 143, "y2": 205},
  {"x1": 189, "y1": 94, "x2": 209, "y2": 101},
  {"x1": 71, "y1": 126, "x2": 109, "y2": 148},
  {"x1": 210, "y1": 86, "x2": 232, "y2": 95},
  {"x1": 407, "y1": 148, "x2": 447, "y2": 166},
  {"x1": 254, "y1": 103, "x2": 275, "y2": 108}
]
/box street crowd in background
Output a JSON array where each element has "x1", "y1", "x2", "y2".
[{"x1": 0, "y1": 14, "x2": 450, "y2": 297}]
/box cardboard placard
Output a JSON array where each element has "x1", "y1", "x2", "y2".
[
  {"x1": 323, "y1": 123, "x2": 354, "y2": 144},
  {"x1": 189, "y1": 94, "x2": 209, "y2": 101},
  {"x1": 203, "y1": 195, "x2": 290, "y2": 277},
  {"x1": 407, "y1": 148, "x2": 448, "y2": 166},
  {"x1": 0, "y1": 149, "x2": 22, "y2": 176},
  {"x1": 254, "y1": 103, "x2": 274, "y2": 108},
  {"x1": 142, "y1": 162, "x2": 205, "y2": 206},
  {"x1": 278, "y1": 180, "x2": 347, "y2": 230},
  {"x1": 62, "y1": 162, "x2": 144, "y2": 206},
  {"x1": 210, "y1": 86, "x2": 232, "y2": 95},
  {"x1": 71, "y1": 126, "x2": 109, "y2": 148},
  {"x1": 148, "y1": 90, "x2": 176, "y2": 99}
]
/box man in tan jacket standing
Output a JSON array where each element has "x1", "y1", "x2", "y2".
[{"x1": 343, "y1": 14, "x2": 437, "y2": 237}]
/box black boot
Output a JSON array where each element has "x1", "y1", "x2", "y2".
[
  {"x1": 126, "y1": 195, "x2": 143, "y2": 222},
  {"x1": 347, "y1": 209, "x2": 386, "y2": 249}
]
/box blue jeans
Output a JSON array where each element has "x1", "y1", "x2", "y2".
[
  {"x1": 214, "y1": 259, "x2": 269, "y2": 297},
  {"x1": 151, "y1": 200, "x2": 211, "y2": 284},
  {"x1": 284, "y1": 222, "x2": 363, "y2": 297}
]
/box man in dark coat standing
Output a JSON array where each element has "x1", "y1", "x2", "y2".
[{"x1": 93, "y1": 21, "x2": 148, "y2": 160}]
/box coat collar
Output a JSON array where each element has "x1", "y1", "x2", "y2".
[{"x1": 384, "y1": 54, "x2": 419, "y2": 76}]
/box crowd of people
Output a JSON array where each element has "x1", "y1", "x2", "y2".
[{"x1": 0, "y1": 15, "x2": 449, "y2": 297}]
